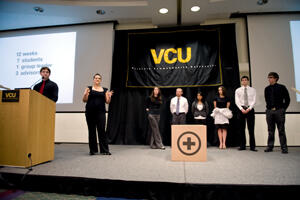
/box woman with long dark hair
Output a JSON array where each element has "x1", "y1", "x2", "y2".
[
  {"x1": 191, "y1": 91, "x2": 209, "y2": 125},
  {"x1": 83, "y1": 73, "x2": 113, "y2": 155},
  {"x1": 146, "y1": 87, "x2": 165, "y2": 150}
]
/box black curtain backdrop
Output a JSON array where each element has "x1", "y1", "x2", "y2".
[{"x1": 107, "y1": 24, "x2": 241, "y2": 147}]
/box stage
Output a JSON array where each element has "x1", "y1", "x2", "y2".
[{"x1": 1, "y1": 144, "x2": 300, "y2": 199}]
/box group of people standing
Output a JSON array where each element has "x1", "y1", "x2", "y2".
[
  {"x1": 235, "y1": 72, "x2": 290, "y2": 154},
  {"x1": 33, "y1": 67, "x2": 290, "y2": 156},
  {"x1": 146, "y1": 86, "x2": 232, "y2": 151},
  {"x1": 145, "y1": 72, "x2": 290, "y2": 154}
]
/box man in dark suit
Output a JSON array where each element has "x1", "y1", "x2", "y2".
[{"x1": 33, "y1": 67, "x2": 58, "y2": 102}]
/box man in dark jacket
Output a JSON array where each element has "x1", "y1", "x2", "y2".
[
  {"x1": 264, "y1": 72, "x2": 290, "y2": 154},
  {"x1": 33, "y1": 67, "x2": 58, "y2": 102}
]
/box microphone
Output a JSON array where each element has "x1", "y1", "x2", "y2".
[
  {"x1": 30, "y1": 78, "x2": 42, "y2": 89},
  {"x1": 27, "y1": 153, "x2": 33, "y2": 171},
  {"x1": 291, "y1": 87, "x2": 300, "y2": 95},
  {"x1": 0, "y1": 84, "x2": 11, "y2": 90},
  {"x1": 21, "y1": 152, "x2": 33, "y2": 183}
]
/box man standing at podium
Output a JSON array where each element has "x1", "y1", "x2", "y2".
[{"x1": 33, "y1": 67, "x2": 58, "y2": 102}]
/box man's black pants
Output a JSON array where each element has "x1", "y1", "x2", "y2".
[
  {"x1": 266, "y1": 108, "x2": 288, "y2": 150},
  {"x1": 238, "y1": 108, "x2": 256, "y2": 149}
]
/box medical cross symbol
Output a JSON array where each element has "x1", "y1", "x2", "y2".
[
  {"x1": 183, "y1": 137, "x2": 195, "y2": 150},
  {"x1": 177, "y1": 131, "x2": 201, "y2": 156}
]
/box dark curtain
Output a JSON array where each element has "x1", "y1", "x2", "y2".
[{"x1": 107, "y1": 24, "x2": 241, "y2": 146}]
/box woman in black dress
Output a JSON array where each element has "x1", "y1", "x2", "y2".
[
  {"x1": 213, "y1": 86, "x2": 230, "y2": 149},
  {"x1": 146, "y1": 87, "x2": 165, "y2": 150},
  {"x1": 83, "y1": 73, "x2": 113, "y2": 155}
]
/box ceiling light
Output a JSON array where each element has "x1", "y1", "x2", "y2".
[
  {"x1": 96, "y1": 9, "x2": 106, "y2": 15},
  {"x1": 33, "y1": 6, "x2": 44, "y2": 13},
  {"x1": 257, "y1": 0, "x2": 268, "y2": 5},
  {"x1": 159, "y1": 8, "x2": 168, "y2": 14},
  {"x1": 191, "y1": 6, "x2": 200, "y2": 12}
]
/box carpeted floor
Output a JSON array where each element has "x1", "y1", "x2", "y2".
[{"x1": 0, "y1": 189, "x2": 141, "y2": 200}]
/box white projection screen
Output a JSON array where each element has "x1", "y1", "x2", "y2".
[
  {"x1": 247, "y1": 14, "x2": 300, "y2": 112},
  {"x1": 290, "y1": 20, "x2": 300, "y2": 102},
  {"x1": 0, "y1": 22, "x2": 114, "y2": 111}
]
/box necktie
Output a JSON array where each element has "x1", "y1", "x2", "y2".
[
  {"x1": 176, "y1": 97, "x2": 180, "y2": 115},
  {"x1": 39, "y1": 80, "x2": 46, "y2": 94},
  {"x1": 244, "y1": 87, "x2": 248, "y2": 107}
]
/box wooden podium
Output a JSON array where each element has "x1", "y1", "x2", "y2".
[
  {"x1": 0, "y1": 89, "x2": 55, "y2": 167},
  {"x1": 172, "y1": 125, "x2": 207, "y2": 162}
]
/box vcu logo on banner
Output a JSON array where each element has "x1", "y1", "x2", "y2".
[
  {"x1": 150, "y1": 47, "x2": 192, "y2": 64},
  {"x1": 2, "y1": 90, "x2": 20, "y2": 102},
  {"x1": 126, "y1": 29, "x2": 223, "y2": 88}
]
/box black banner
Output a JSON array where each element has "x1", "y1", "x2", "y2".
[
  {"x1": 126, "y1": 29, "x2": 222, "y2": 88},
  {"x1": 2, "y1": 90, "x2": 20, "y2": 102}
]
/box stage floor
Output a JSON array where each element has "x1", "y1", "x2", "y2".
[{"x1": 1, "y1": 144, "x2": 300, "y2": 186}]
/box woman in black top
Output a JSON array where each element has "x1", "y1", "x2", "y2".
[
  {"x1": 191, "y1": 91, "x2": 209, "y2": 125},
  {"x1": 213, "y1": 86, "x2": 230, "y2": 149},
  {"x1": 83, "y1": 73, "x2": 113, "y2": 155},
  {"x1": 146, "y1": 87, "x2": 165, "y2": 150}
]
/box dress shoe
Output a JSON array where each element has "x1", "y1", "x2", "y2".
[
  {"x1": 264, "y1": 148, "x2": 273, "y2": 152},
  {"x1": 281, "y1": 149, "x2": 288, "y2": 154},
  {"x1": 89, "y1": 152, "x2": 97, "y2": 155},
  {"x1": 238, "y1": 147, "x2": 246, "y2": 151},
  {"x1": 250, "y1": 148, "x2": 258, "y2": 152},
  {"x1": 100, "y1": 152, "x2": 112, "y2": 155},
  {"x1": 160, "y1": 146, "x2": 166, "y2": 150}
]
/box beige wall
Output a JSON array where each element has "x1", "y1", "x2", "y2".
[{"x1": 248, "y1": 14, "x2": 300, "y2": 112}]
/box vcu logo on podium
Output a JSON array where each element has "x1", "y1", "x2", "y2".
[
  {"x1": 172, "y1": 125, "x2": 206, "y2": 162},
  {"x1": 2, "y1": 90, "x2": 20, "y2": 102}
]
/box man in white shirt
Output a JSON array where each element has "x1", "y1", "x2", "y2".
[
  {"x1": 170, "y1": 88, "x2": 189, "y2": 124},
  {"x1": 235, "y1": 76, "x2": 257, "y2": 151}
]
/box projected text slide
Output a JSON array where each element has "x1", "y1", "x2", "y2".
[{"x1": 0, "y1": 32, "x2": 76, "y2": 103}]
